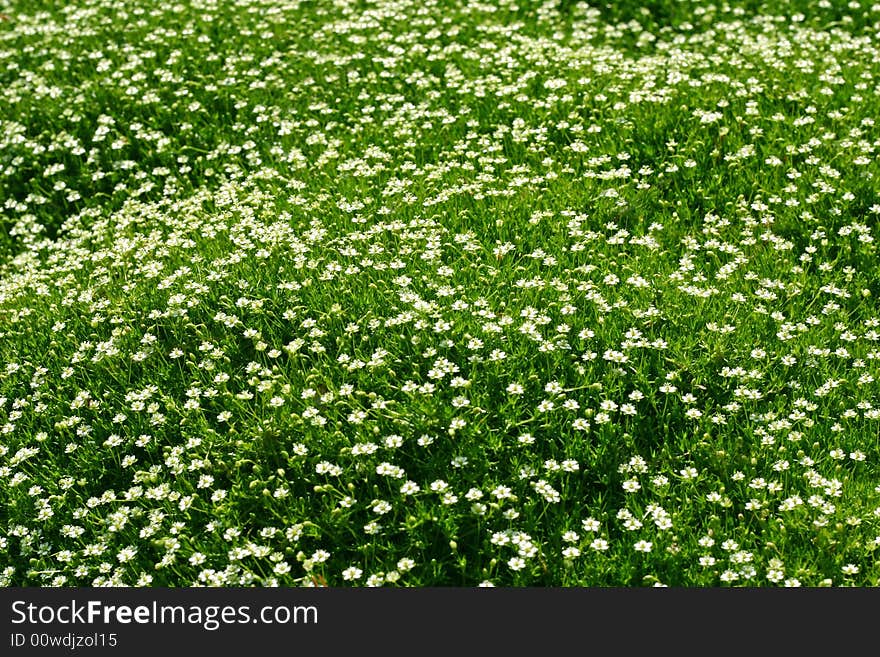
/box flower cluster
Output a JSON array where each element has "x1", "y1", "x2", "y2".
[{"x1": 1, "y1": 0, "x2": 880, "y2": 587}]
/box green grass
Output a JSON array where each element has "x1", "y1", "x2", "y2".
[{"x1": 1, "y1": 0, "x2": 880, "y2": 587}]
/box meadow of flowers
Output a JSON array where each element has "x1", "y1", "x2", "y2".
[{"x1": 1, "y1": 0, "x2": 879, "y2": 587}]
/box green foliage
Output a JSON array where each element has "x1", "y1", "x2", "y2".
[{"x1": 1, "y1": 0, "x2": 880, "y2": 587}]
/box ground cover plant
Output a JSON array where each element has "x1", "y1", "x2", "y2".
[{"x1": 1, "y1": 0, "x2": 880, "y2": 587}]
